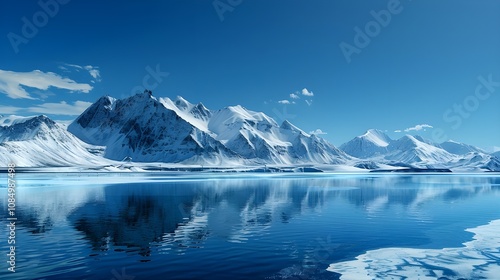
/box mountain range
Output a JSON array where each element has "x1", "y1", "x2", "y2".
[{"x1": 1, "y1": 91, "x2": 499, "y2": 171}]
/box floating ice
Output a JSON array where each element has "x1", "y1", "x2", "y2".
[{"x1": 328, "y1": 219, "x2": 500, "y2": 280}]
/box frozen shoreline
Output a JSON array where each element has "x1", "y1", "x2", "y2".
[{"x1": 0, "y1": 164, "x2": 498, "y2": 174}]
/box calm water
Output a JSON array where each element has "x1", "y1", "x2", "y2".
[{"x1": 1, "y1": 173, "x2": 499, "y2": 279}]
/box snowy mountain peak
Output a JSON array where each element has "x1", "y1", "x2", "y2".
[
  {"x1": 1, "y1": 114, "x2": 52, "y2": 127},
  {"x1": 210, "y1": 105, "x2": 278, "y2": 132},
  {"x1": 439, "y1": 140, "x2": 485, "y2": 155},
  {"x1": 195, "y1": 102, "x2": 208, "y2": 110},
  {"x1": 340, "y1": 129, "x2": 392, "y2": 158},
  {"x1": 390, "y1": 134, "x2": 438, "y2": 151},
  {"x1": 280, "y1": 120, "x2": 307, "y2": 135},
  {"x1": 130, "y1": 90, "x2": 157, "y2": 102},
  {"x1": 69, "y1": 93, "x2": 237, "y2": 164},
  {"x1": 395, "y1": 134, "x2": 419, "y2": 146},
  {"x1": 28, "y1": 115, "x2": 56, "y2": 126},
  {"x1": 97, "y1": 95, "x2": 117, "y2": 110},
  {"x1": 384, "y1": 134, "x2": 456, "y2": 167},
  {"x1": 189, "y1": 102, "x2": 212, "y2": 121},
  {"x1": 361, "y1": 129, "x2": 391, "y2": 147},
  {"x1": 0, "y1": 115, "x2": 108, "y2": 167},
  {"x1": 174, "y1": 96, "x2": 192, "y2": 110}
]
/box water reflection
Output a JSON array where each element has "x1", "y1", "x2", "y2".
[
  {"x1": 0, "y1": 174, "x2": 499, "y2": 280},
  {"x1": 4, "y1": 175, "x2": 498, "y2": 258}
]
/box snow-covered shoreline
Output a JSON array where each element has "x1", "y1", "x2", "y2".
[{"x1": 1, "y1": 164, "x2": 498, "y2": 174}]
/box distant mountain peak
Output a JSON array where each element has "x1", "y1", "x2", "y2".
[
  {"x1": 360, "y1": 129, "x2": 392, "y2": 147},
  {"x1": 439, "y1": 139, "x2": 485, "y2": 155},
  {"x1": 364, "y1": 128, "x2": 385, "y2": 135},
  {"x1": 340, "y1": 129, "x2": 392, "y2": 158},
  {"x1": 32, "y1": 114, "x2": 55, "y2": 124}
]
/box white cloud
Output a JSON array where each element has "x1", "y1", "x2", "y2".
[
  {"x1": 305, "y1": 100, "x2": 313, "y2": 106},
  {"x1": 404, "y1": 124, "x2": 433, "y2": 132},
  {"x1": 301, "y1": 88, "x2": 314, "y2": 96},
  {"x1": 394, "y1": 130, "x2": 402, "y2": 133},
  {"x1": 84, "y1": 65, "x2": 101, "y2": 81},
  {"x1": 494, "y1": 146, "x2": 500, "y2": 152},
  {"x1": 278, "y1": 100, "x2": 291, "y2": 104},
  {"x1": 309, "y1": 129, "x2": 327, "y2": 135},
  {"x1": 26, "y1": 101, "x2": 93, "y2": 116},
  {"x1": 0, "y1": 106, "x2": 23, "y2": 114},
  {"x1": 290, "y1": 93, "x2": 300, "y2": 99},
  {"x1": 64, "y1": 63, "x2": 101, "y2": 81},
  {"x1": 0, "y1": 69, "x2": 93, "y2": 99}
]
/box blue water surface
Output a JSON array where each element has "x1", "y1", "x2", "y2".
[{"x1": 0, "y1": 173, "x2": 499, "y2": 279}]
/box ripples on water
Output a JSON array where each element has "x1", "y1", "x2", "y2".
[{"x1": 0, "y1": 173, "x2": 499, "y2": 279}]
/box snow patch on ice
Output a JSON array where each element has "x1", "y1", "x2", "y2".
[{"x1": 328, "y1": 219, "x2": 500, "y2": 280}]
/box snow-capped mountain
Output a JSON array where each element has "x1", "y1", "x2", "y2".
[
  {"x1": 1, "y1": 93, "x2": 498, "y2": 171},
  {"x1": 340, "y1": 129, "x2": 392, "y2": 158},
  {"x1": 342, "y1": 130, "x2": 499, "y2": 171},
  {"x1": 493, "y1": 151, "x2": 500, "y2": 159},
  {"x1": 449, "y1": 152, "x2": 500, "y2": 171},
  {"x1": 68, "y1": 92, "x2": 239, "y2": 165},
  {"x1": 207, "y1": 105, "x2": 348, "y2": 164},
  {"x1": 159, "y1": 95, "x2": 349, "y2": 164},
  {"x1": 0, "y1": 115, "x2": 109, "y2": 167},
  {"x1": 68, "y1": 92, "x2": 349, "y2": 165},
  {"x1": 439, "y1": 140, "x2": 486, "y2": 155},
  {"x1": 385, "y1": 135, "x2": 456, "y2": 167},
  {"x1": 158, "y1": 96, "x2": 212, "y2": 132}
]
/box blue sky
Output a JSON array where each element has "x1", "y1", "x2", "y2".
[{"x1": 1, "y1": 0, "x2": 499, "y2": 150}]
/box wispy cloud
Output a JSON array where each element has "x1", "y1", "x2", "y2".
[
  {"x1": 301, "y1": 88, "x2": 314, "y2": 96},
  {"x1": 394, "y1": 129, "x2": 402, "y2": 133},
  {"x1": 404, "y1": 124, "x2": 433, "y2": 132},
  {"x1": 305, "y1": 100, "x2": 313, "y2": 106},
  {"x1": 26, "y1": 101, "x2": 93, "y2": 116},
  {"x1": 309, "y1": 129, "x2": 327, "y2": 135},
  {"x1": 290, "y1": 93, "x2": 300, "y2": 99},
  {"x1": 0, "y1": 106, "x2": 24, "y2": 114},
  {"x1": 64, "y1": 63, "x2": 101, "y2": 82},
  {"x1": 278, "y1": 100, "x2": 291, "y2": 104},
  {"x1": 0, "y1": 69, "x2": 93, "y2": 99},
  {"x1": 85, "y1": 66, "x2": 101, "y2": 80}
]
